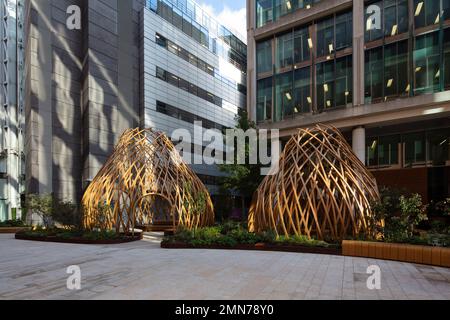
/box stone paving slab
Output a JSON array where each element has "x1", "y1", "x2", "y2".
[{"x1": 1, "y1": 234, "x2": 450, "y2": 300}]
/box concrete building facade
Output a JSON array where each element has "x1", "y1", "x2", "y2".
[
  {"x1": 23, "y1": 0, "x2": 246, "y2": 210},
  {"x1": 24, "y1": 0, "x2": 144, "y2": 205},
  {"x1": 0, "y1": 0, "x2": 25, "y2": 221},
  {"x1": 247, "y1": 0, "x2": 450, "y2": 202}
]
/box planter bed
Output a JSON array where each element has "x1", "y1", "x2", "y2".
[
  {"x1": 161, "y1": 241, "x2": 342, "y2": 256},
  {"x1": 15, "y1": 231, "x2": 143, "y2": 245},
  {"x1": 342, "y1": 240, "x2": 450, "y2": 268},
  {"x1": 0, "y1": 227, "x2": 31, "y2": 234}
]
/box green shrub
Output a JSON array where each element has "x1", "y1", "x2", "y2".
[
  {"x1": 214, "y1": 235, "x2": 238, "y2": 247},
  {"x1": 194, "y1": 226, "x2": 222, "y2": 240},
  {"x1": 434, "y1": 198, "x2": 450, "y2": 216},
  {"x1": 26, "y1": 194, "x2": 54, "y2": 228},
  {"x1": 371, "y1": 188, "x2": 428, "y2": 243},
  {"x1": 52, "y1": 200, "x2": 82, "y2": 230},
  {"x1": 430, "y1": 220, "x2": 447, "y2": 234},
  {"x1": 81, "y1": 230, "x2": 119, "y2": 241},
  {"x1": 275, "y1": 235, "x2": 331, "y2": 248},
  {"x1": 0, "y1": 220, "x2": 25, "y2": 227}
]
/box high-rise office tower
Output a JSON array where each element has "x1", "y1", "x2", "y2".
[
  {"x1": 23, "y1": 0, "x2": 246, "y2": 215},
  {"x1": 247, "y1": 0, "x2": 450, "y2": 203},
  {"x1": 0, "y1": 0, "x2": 25, "y2": 221}
]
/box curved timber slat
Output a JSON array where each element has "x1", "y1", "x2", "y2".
[
  {"x1": 249, "y1": 124, "x2": 380, "y2": 241},
  {"x1": 82, "y1": 128, "x2": 214, "y2": 233}
]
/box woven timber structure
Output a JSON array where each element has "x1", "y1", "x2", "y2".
[
  {"x1": 82, "y1": 128, "x2": 214, "y2": 232},
  {"x1": 248, "y1": 124, "x2": 380, "y2": 241}
]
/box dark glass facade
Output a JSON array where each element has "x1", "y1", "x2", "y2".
[
  {"x1": 366, "y1": 127, "x2": 450, "y2": 168},
  {"x1": 256, "y1": 10, "x2": 352, "y2": 123},
  {"x1": 365, "y1": 0, "x2": 450, "y2": 103},
  {"x1": 256, "y1": 0, "x2": 322, "y2": 28}
]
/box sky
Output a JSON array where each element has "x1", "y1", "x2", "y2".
[{"x1": 199, "y1": 0, "x2": 247, "y2": 41}]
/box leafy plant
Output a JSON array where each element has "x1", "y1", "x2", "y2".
[
  {"x1": 183, "y1": 181, "x2": 207, "y2": 217},
  {"x1": 26, "y1": 194, "x2": 54, "y2": 228},
  {"x1": 371, "y1": 188, "x2": 428, "y2": 243},
  {"x1": 399, "y1": 194, "x2": 428, "y2": 237},
  {"x1": 164, "y1": 222, "x2": 333, "y2": 248},
  {"x1": 435, "y1": 198, "x2": 450, "y2": 217},
  {"x1": 94, "y1": 202, "x2": 111, "y2": 230},
  {"x1": 52, "y1": 200, "x2": 82, "y2": 230},
  {"x1": 430, "y1": 220, "x2": 448, "y2": 234},
  {"x1": 275, "y1": 235, "x2": 331, "y2": 248},
  {"x1": 0, "y1": 220, "x2": 25, "y2": 228}
]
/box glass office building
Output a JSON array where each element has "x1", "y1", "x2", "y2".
[
  {"x1": 248, "y1": 0, "x2": 450, "y2": 203},
  {"x1": 0, "y1": 0, "x2": 24, "y2": 221},
  {"x1": 142, "y1": 0, "x2": 247, "y2": 194}
]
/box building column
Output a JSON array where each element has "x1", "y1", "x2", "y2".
[
  {"x1": 352, "y1": 126, "x2": 366, "y2": 164},
  {"x1": 247, "y1": 0, "x2": 257, "y2": 122},
  {"x1": 353, "y1": 0, "x2": 365, "y2": 106}
]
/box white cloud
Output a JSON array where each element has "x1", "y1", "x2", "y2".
[{"x1": 200, "y1": 3, "x2": 247, "y2": 43}]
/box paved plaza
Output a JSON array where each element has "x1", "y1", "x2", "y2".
[{"x1": 1, "y1": 234, "x2": 450, "y2": 300}]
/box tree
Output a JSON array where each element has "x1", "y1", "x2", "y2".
[
  {"x1": 218, "y1": 111, "x2": 265, "y2": 218},
  {"x1": 26, "y1": 194, "x2": 54, "y2": 228}
]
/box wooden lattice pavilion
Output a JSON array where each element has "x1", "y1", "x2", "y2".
[
  {"x1": 248, "y1": 124, "x2": 380, "y2": 241},
  {"x1": 82, "y1": 128, "x2": 214, "y2": 233}
]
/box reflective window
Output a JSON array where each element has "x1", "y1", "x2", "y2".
[
  {"x1": 257, "y1": 40, "x2": 273, "y2": 74},
  {"x1": 317, "y1": 17, "x2": 334, "y2": 57},
  {"x1": 276, "y1": 32, "x2": 294, "y2": 71},
  {"x1": 384, "y1": 0, "x2": 408, "y2": 37},
  {"x1": 414, "y1": 31, "x2": 440, "y2": 95},
  {"x1": 156, "y1": 34, "x2": 167, "y2": 47},
  {"x1": 294, "y1": 26, "x2": 311, "y2": 64},
  {"x1": 335, "y1": 11, "x2": 352, "y2": 51},
  {"x1": 156, "y1": 67, "x2": 223, "y2": 107},
  {"x1": 365, "y1": 46, "x2": 383, "y2": 103},
  {"x1": 317, "y1": 12, "x2": 352, "y2": 57},
  {"x1": 316, "y1": 55, "x2": 352, "y2": 110},
  {"x1": 257, "y1": 0, "x2": 321, "y2": 28},
  {"x1": 156, "y1": 66, "x2": 166, "y2": 81},
  {"x1": 428, "y1": 128, "x2": 450, "y2": 166},
  {"x1": 173, "y1": 7, "x2": 183, "y2": 28},
  {"x1": 404, "y1": 132, "x2": 426, "y2": 166},
  {"x1": 316, "y1": 60, "x2": 335, "y2": 110},
  {"x1": 257, "y1": 77, "x2": 273, "y2": 122},
  {"x1": 335, "y1": 56, "x2": 352, "y2": 107},
  {"x1": 367, "y1": 129, "x2": 450, "y2": 168},
  {"x1": 275, "y1": 72, "x2": 293, "y2": 121},
  {"x1": 275, "y1": 0, "x2": 295, "y2": 20},
  {"x1": 379, "y1": 135, "x2": 400, "y2": 166},
  {"x1": 414, "y1": 0, "x2": 441, "y2": 28},
  {"x1": 365, "y1": 0, "x2": 384, "y2": 41},
  {"x1": 149, "y1": 0, "x2": 247, "y2": 73},
  {"x1": 365, "y1": 0, "x2": 408, "y2": 41},
  {"x1": 444, "y1": 28, "x2": 450, "y2": 90},
  {"x1": 293, "y1": 67, "x2": 311, "y2": 114},
  {"x1": 384, "y1": 40, "x2": 409, "y2": 99},
  {"x1": 256, "y1": 0, "x2": 273, "y2": 28},
  {"x1": 444, "y1": 0, "x2": 450, "y2": 20},
  {"x1": 366, "y1": 135, "x2": 400, "y2": 167},
  {"x1": 367, "y1": 137, "x2": 379, "y2": 167}
]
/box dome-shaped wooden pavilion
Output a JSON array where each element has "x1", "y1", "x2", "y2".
[
  {"x1": 82, "y1": 128, "x2": 214, "y2": 233},
  {"x1": 248, "y1": 124, "x2": 380, "y2": 241}
]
